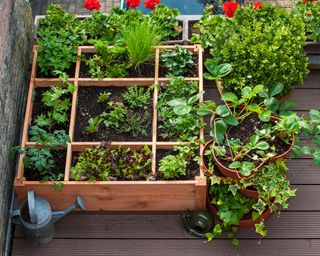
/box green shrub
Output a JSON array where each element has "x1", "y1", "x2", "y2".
[
  {"x1": 293, "y1": 0, "x2": 320, "y2": 42},
  {"x1": 193, "y1": 5, "x2": 308, "y2": 98}
]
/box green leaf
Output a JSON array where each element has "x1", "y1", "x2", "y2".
[
  {"x1": 217, "y1": 63, "x2": 232, "y2": 78},
  {"x1": 253, "y1": 199, "x2": 266, "y2": 214},
  {"x1": 255, "y1": 222, "x2": 267, "y2": 237},
  {"x1": 252, "y1": 211, "x2": 260, "y2": 221},
  {"x1": 310, "y1": 109, "x2": 320, "y2": 120},
  {"x1": 214, "y1": 119, "x2": 227, "y2": 144},
  {"x1": 216, "y1": 105, "x2": 230, "y2": 117},
  {"x1": 222, "y1": 92, "x2": 239, "y2": 104},
  {"x1": 249, "y1": 135, "x2": 259, "y2": 146},
  {"x1": 228, "y1": 161, "x2": 242, "y2": 169},
  {"x1": 270, "y1": 83, "x2": 284, "y2": 97},
  {"x1": 203, "y1": 72, "x2": 217, "y2": 81},
  {"x1": 197, "y1": 106, "x2": 213, "y2": 116},
  {"x1": 205, "y1": 232, "x2": 214, "y2": 241},
  {"x1": 187, "y1": 91, "x2": 204, "y2": 104},
  {"x1": 255, "y1": 141, "x2": 269, "y2": 150},
  {"x1": 301, "y1": 146, "x2": 314, "y2": 155},
  {"x1": 223, "y1": 114, "x2": 239, "y2": 126},
  {"x1": 210, "y1": 176, "x2": 221, "y2": 185},
  {"x1": 228, "y1": 185, "x2": 239, "y2": 196},
  {"x1": 264, "y1": 97, "x2": 279, "y2": 112},
  {"x1": 241, "y1": 86, "x2": 252, "y2": 97},
  {"x1": 167, "y1": 98, "x2": 186, "y2": 107},
  {"x1": 213, "y1": 224, "x2": 222, "y2": 236},
  {"x1": 232, "y1": 239, "x2": 239, "y2": 247},
  {"x1": 173, "y1": 105, "x2": 192, "y2": 116},
  {"x1": 258, "y1": 110, "x2": 271, "y2": 122}
]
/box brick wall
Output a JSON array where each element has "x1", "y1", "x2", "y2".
[{"x1": 0, "y1": 0, "x2": 34, "y2": 254}]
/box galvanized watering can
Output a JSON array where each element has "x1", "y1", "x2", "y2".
[{"x1": 12, "y1": 191, "x2": 85, "y2": 244}]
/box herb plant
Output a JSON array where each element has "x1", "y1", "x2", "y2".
[
  {"x1": 157, "y1": 77, "x2": 204, "y2": 141},
  {"x1": 159, "y1": 145, "x2": 199, "y2": 179},
  {"x1": 161, "y1": 45, "x2": 195, "y2": 76},
  {"x1": 122, "y1": 86, "x2": 151, "y2": 109},
  {"x1": 101, "y1": 102, "x2": 128, "y2": 130},
  {"x1": 37, "y1": 5, "x2": 86, "y2": 76},
  {"x1": 34, "y1": 73, "x2": 75, "y2": 132},
  {"x1": 121, "y1": 20, "x2": 161, "y2": 72},
  {"x1": 71, "y1": 145, "x2": 153, "y2": 181}
]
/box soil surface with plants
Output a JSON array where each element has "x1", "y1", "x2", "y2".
[
  {"x1": 79, "y1": 53, "x2": 155, "y2": 78},
  {"x1": 31, "y1": 87, "x2": 72, "y2": 132},
  {"x1": 156, "y1": 149, "x2": 200, "y2": 180},
  {"x1": 74, "y1": 86, "x2": 153, "y2": 142},
  {"x1": 24, "y1": 150, "x2": 66, "y2": 181},
  {"x1": 218, "y1": 115, "x2": 291, "y2": 168}
]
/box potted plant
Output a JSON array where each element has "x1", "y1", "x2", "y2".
[
  {"x1": 293, "y1": 0, "x2": 320, "y2": 54},
  {"x1": 205, "y1": 159, "x2": 296, "y2": 245},
  {"x1": 198, "y1": 82, "x2": 295, "y2": 179},
  {"x1": 192, "y1": 4, "x2": 308, "y2": 100}
]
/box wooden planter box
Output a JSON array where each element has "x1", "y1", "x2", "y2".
[{"x1": 14, "y1": 45, "x2": 207, "y2": 211}]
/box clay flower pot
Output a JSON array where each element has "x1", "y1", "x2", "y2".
[
  {"x1": 206, "y1": 193, "x2": 273, "y2": 228},
  {"x1": 201, "y1": 140, "x2": 214, "y2": 176}
]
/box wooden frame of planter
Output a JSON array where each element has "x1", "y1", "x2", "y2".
[{"x1": 14, "y1": 44, "x2": 207, "y2": 211}]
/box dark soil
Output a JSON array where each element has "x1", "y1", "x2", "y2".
[
  {"x1": 218, "y1": 115, "x2": 292, "y2": 168},
  {"x1": 158, "y1": 52, "x2": 198, "y2": 78},
  {"x1": 79, "y1": 53, "x2": 155, "y2": 78},
  {"x1": 24, "y1": 150, "x2": 66, "y2": 181},
  {"x1": 36, "y1": 63, "x2": 76, "y2": 78},
  {"x1": 155, "y1": 149, "x2": 200, "y2": 180},
  {"x1": 74, "y1": 86, "x2": 153, "y2": 142},
  {"x1": 31, "y1": 88, "x2": 71, "y2": 132},
  {"x1": 188, "y1": 20, "x2": 200, "y2": 39}
]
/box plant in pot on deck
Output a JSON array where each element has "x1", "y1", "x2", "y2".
[
  {"x1": 192, "y1": 4, "x2": 308, "y2": 99},
  {"x1": 198, "y1": 83, "x2": 296, "y2": 179},
  {"x1": 205, "y1": 159, "x2": 296, "y2": 244}
]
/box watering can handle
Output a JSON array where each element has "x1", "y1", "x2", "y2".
[
  {"x1": 11, "y1": 209, "x2": 22, "y2": 225},
  {"x1": 27, "y1": 191, "x2": 38, "y2": 224}
]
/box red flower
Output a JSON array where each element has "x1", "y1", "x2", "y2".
[
  {"x1": 253, "y1": 2, "x2": 263, "y2": 9},
  {"x1": 223, "y1": 2, "x2": 239, "y2": 18},
  {"x1": 83, "y1": 0, "x2": 101, "y2": 10},
  {"x1": 144, "y1": 0, "x2": 160, "y2": 10},
  {"x1": 126, "y1": 0, "x2": 141, "y2": 8}
]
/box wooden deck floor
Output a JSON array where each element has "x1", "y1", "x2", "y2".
[{"x1": 11, "y1": 68, "x2": 320, "y2": 255}]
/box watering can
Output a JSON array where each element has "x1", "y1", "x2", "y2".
[
  {"x1": 12, "y1": 191, "x2": 85, "y2": 244},
  {"x1": 181, "y1": 210, "x2": 215, "y2": 238}
]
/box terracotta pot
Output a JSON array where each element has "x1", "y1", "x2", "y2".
[
  {"x1": 211, "y1": 115, "x2": 294, "y2": 179},
  {"x1": 212, "y1": 147, "x2": 263, "y2": 180},
  {"x1": 206, "y1": 193, "x2": 273, "y2": 228},
  {"x1": 201, "y1": 140, "x2": 214, "y2": 176}
]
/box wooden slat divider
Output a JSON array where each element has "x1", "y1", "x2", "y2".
[
  {"x1": 152, "y1": 48, "x2": 160, "y2": 175},
  {"x1": 16, "y1": 48, "x2": 38, "y2": 180}
]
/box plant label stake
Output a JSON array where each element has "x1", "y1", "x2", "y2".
[{"x1": 12, "y1": 191, "x2": 85, "y2": 244}]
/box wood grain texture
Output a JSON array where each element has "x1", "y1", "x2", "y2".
[
  {"x1": 11, "y1": 239, "x2": 320, "y2": 256},
  {"x1": 13, "y1": 211, "x2": 320, "y2": 239}
]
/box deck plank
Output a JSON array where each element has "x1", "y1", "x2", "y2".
[
  {"x1": 11, "y1": 238, "x2": 320, "y2": 256},
  {"x1": 14, "y1": 211, "x2": 320, "y2": 239}
]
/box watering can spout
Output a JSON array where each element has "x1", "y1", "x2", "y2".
[{"x1": 52, "y1": 195, "x2": 85, "y2": 223}]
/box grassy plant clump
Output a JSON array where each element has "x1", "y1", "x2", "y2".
[{"x1": 121, "y1": 20, "x2": 162, "y2": 72}]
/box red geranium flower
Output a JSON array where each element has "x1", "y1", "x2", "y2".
[
  {"x1": 253, "y1": 2, "x2": 263, "y2": 9},
  {"x1": 126, "y1": 0, "x2": 141, "y2": 8},
  {"x1": 144, "y1": 0, "x2": 160, "y2": 10},
  {"x1": 83, "y1": 0, "x2": 101, "y2": 10},
  {"x1": 223, "y1": 2, "x2": 239, "y2": 18}
]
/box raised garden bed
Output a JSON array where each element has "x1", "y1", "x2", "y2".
[{"x1": 14, "y1": 44, "x2": 207, "y2": 211}]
